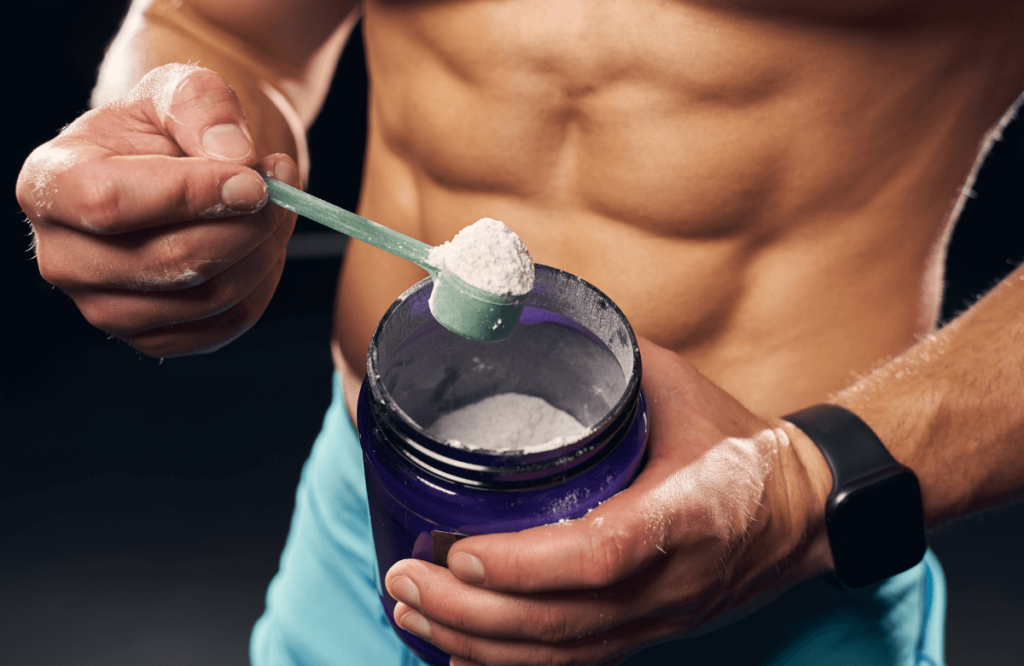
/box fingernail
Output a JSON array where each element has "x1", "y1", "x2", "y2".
[
  {"x1": 273, "y1": 157, "x2": 298, "y2": 185},
  {"x1": 221, "y1": 172, "x2": 267, "y2": 210},
  {"x1": 389, "y1": 575, "x2": 421, "y2": 608},
  {"x1": 398, "y1": 609, "x2": 431, "y2": 640},
  {"x1": 202, "y1": 123, "x2": 252, "y2": 160},
  {"x1": 449, "y1": 553, "x2": 485, "y2": 584}
]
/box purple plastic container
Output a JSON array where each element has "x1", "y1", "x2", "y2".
[{"x1": 358, "y1": 265, "x2": 648, "y2": 665}]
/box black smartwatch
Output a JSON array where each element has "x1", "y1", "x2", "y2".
[{"x1": 783, "y1": 404, "x2": 927, "y2": 589}]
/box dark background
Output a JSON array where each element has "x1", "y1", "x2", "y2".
[{"x1": 3, "y1": 2, "x2": 1023, "y2": 664}]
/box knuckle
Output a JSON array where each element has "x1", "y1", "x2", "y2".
[
  {"x1": 80, "y1": 306, "x2": 125, "y2": 337},
  {"x1": 17, "y1": 142, "x2": 82, "y2": 218},
  {"x1": 235, "y1": 290, "x2": 264, "y2": 325},
  {"x1": 158, "y1": 231, "x2": 203, "y2": 284},
  {"x1": 34, "y1": 252, "x2": 60, "y2": 286},
  {"x1": 124, "y1": 333, "x2": 181, "y2": 359},
  {"x1": 202, "y1": 272, "x2": 244, "y2": 315},
  {"x1": 170, "y1": 67, "x2": 241, "y2": 115},
  {"x1": 459, "y1": 642, "x2": 484, "y2": 666},
  {"x1": 36, "y1": 249, "x2": 78, "y2": 289},
  {"x1": 583, "y1": 530, "x2": 630, "y2": 588},
  {"x1": 431, "y1": 589, "x2": 466, "y2": 631},
  {"x1": 680, "y1": 496, "x2": 723, "y2": 539},
  {"x1": 532, "y1": 605, "x2": 573, "y2": 644},
  {"x1": 223, "y1": 297, "x2": 262, "y2": 340},
  {"x1": 76, "y1": 174, "x2": 122, "y2": 232},
  {"x1": 175, "y1": 65, "x2": 228, "y2": 92},
  {"x1": 128, "y1": 64, "x2": 241, "y2": 130},
  {"x1": 253, "y1": 198, "x2": 290, "y2": 236},
  {"x1": 14, "y1": 169, "x2": 38, "y2": 210},
  {"x1": 137, "y1": 63, "x2": 206, "y2": 99},
  {"x1": 126, "y1": 321, "x2": 235, "y2": 359},
  {"x1": 149, "y1": 62, "x2": 205, "y2": 80},
  {"x1": 72, "y1": 294, "x2": 137, "y2": 338}
]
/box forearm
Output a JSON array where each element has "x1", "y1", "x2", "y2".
[
  {"x1": 93, "y1": 0, "x2": 361, "y2": 173},
  {"x1": 832, "y1": 262, "x2": 1024, "y2": 526}
]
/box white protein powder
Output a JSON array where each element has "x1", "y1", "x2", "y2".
[
  {"x1": 426, "y1": 393, "x2": 585, "y2": 451},
  {"x1": 428, "y1": 218, "x2": 534, "y2": 297}
]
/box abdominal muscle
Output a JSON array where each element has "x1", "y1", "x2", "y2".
[{"x1": 332, "y1": 0, "x2": 1024, "y2": 420}]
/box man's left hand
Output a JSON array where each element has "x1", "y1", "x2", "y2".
[{"x1": 385, "y1": 337, "x2": 834, "y2": 665}]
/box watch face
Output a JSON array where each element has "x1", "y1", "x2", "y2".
[{"x1": 827, "y1": 468, "x2": 927, "y2": 589}]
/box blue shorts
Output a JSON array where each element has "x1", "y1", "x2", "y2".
[{"x1": 252, "y1": 374, "x2": 946, "y2": 665}]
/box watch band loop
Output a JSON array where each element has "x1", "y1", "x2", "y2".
[{"x1": 784, "y1": 404, "x2": 898, "y2": 495}]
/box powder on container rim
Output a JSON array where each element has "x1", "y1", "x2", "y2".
[
  {"x1": 426, "y1": 393, "x2": 586, "y2": 452},
  {"x1": 428, "y1": 218, "x2": 534, "y2": 297}
]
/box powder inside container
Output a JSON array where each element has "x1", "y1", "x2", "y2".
[
  {"x1": 426, "y1": 393, "x2": 585, "y2": 451},
  {"x1": 380, "y1": 308, "x2": 630, "y2": 454}
]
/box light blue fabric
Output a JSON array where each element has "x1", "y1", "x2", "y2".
[
  {"x1": 252, "y1": 374, "x2": 946, "y2": 665},
  {"x1": 251, "y1": 374, "x2": 427, "y2": 666},
  {"x1": 627, "y1": 549, "x2": 946, "y2": 665}
]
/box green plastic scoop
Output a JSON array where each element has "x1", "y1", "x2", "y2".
[{"x1": 263, "y1": 176, "x2": 527, "y2": 342}]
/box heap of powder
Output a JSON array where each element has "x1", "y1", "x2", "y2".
[
  {"x1": 428, "y1": 218, "x2": 534, "y2": 297},
  {"x1": 426, "y1": 393, "x2": 585, "y2": 451}
]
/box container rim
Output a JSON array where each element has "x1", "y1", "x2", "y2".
[{"x1": 366, "y1": 264, "x2": 642, "y2": 472}]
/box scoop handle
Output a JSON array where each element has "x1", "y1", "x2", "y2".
[{"x1": 263, "y1": 175, "x2": 434, "y2": 271}]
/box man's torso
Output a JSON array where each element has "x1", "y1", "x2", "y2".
[{"x1": 333, "y1": 0, "x2": 1024, "y2": 417}]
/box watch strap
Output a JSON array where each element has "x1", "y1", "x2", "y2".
[{"x1": 783, "y1": 403, "x2": 897, "y2": 499}]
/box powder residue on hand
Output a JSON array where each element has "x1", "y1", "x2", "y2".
[
  {"x1": 428, "y1": 218, "x2": 534, "y2": 297},
  {"x1": 426, "y1": 393, "x2": 585, "y2": 451}
]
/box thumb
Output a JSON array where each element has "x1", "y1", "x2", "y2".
[
  {"x1": 130, "y1": 63, "x2": 257, "y2": 164},
  {"x1": 446, "y1": 497, "x2": 659, "y2": 594}
]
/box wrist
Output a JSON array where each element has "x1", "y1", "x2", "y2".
[{"x1": 776, "y1": 419, "x2": 835, "y2": 580}]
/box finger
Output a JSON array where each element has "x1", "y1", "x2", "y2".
[
  {"x1": 35, "y1": 174, "x2": 288, "y2": 292},
  {"x1": 393, "y1": 601, "x2": 676, "y2": 666},
  {"x1": 387, "y1": 559, "x2": 636, "y2": 644},
  {"x1": 120, "y1": 250, "x2": 287, "y2": 358},
  {"x1": 68, "y1": 208, "x2": 292, "y2": 337},
  {"x1": 126, "y1": 64, "x2": 258, "y2": 164},
  {"x1": 441, "y1": 491, "x2": 667, "y2": 594},
  {"x1": 18, "y1": 65, "x2": 263, "y2": 232},
  {"x1": 87, "y1": 155, "x2": 298, "y2": 355},
  {"x1": 35, "y1": 148, "x2": 268, "y2": 234},
  {"x1": 36, "y1": 205, "x2": 274, "y2": 291}
]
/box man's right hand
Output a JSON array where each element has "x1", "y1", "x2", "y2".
[{"x1": 16, "y1": 63, "x2": 300, "y2": 357}]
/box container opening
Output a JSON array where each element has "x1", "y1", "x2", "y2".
[{"x1": 370, "y1": 266, "x2": 638, "y2": 454}]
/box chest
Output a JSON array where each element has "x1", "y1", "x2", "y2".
[{"x1": 361, "y1": 0, "x2": 1022, "y2": 239}]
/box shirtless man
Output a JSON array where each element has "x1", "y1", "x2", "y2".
[{"x1": 15, "y1": 0, "x2": 1024, "y2": 664}]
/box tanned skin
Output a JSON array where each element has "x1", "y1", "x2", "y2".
[{"x1": 15, "y1": 0, "x2": 1024, "y2": 663}]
